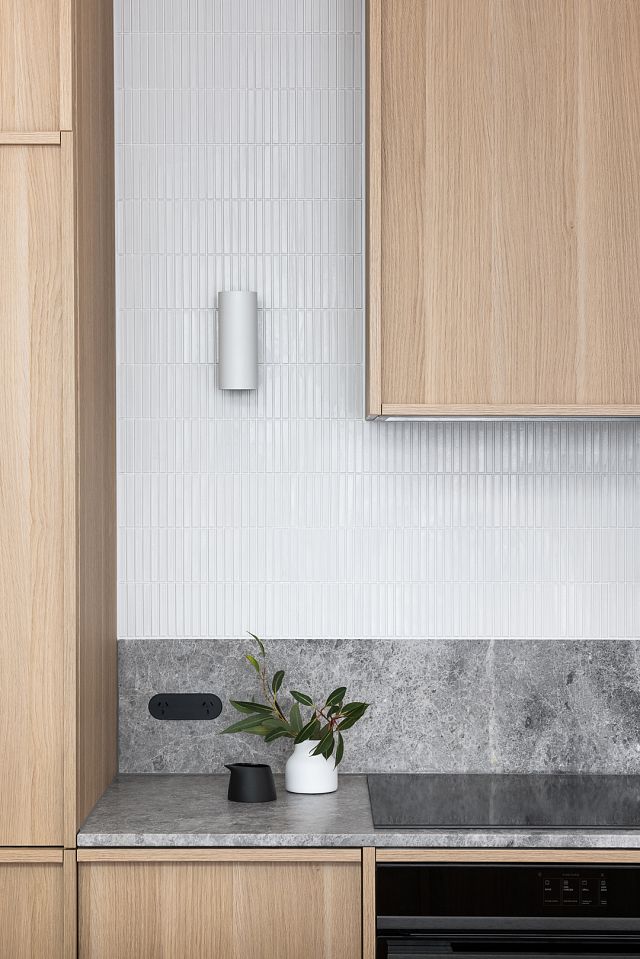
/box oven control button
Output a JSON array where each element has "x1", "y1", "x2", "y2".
[
  {"x1": 580, "y1": 878, "x2": 596, "y2": 906},
  {"x1": 543, "y1": 878, "x2": 562, "y2": 905},
  {"x1": 562, "y1": 878, "x2": 579, "y2": 905}
]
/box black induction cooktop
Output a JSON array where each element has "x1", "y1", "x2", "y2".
[{"x1": 367, "y1": 774, "x2": 640, "y2": 830}]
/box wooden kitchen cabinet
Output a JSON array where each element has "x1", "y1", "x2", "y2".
[
  {"x1": 0, "y1": 0, "x2": 116, "y2": 855},
  {"x1": 0, "y1": 0, "x2": 71, "y2": 132},
  {"x1": 0, "y1": 850, "x2": 70, "y2": 958},
  {"x1": 367, "y1": 0, "x2": 640, "y2": 417},
  {"x1": 0, "y1": 0, "x2": 115, "y2": 950},
  {"x1": 0, "y1": 144, "x2": 67, "y2": 845},
  {"x1": 78, "y1": 850, "x2": 363, "y2": 959}
]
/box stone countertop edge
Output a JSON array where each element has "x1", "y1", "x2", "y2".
[{"x1": 77, "y1": 774, "x2": 640, "y2": 849}]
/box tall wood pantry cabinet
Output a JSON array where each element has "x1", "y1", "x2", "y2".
[
  {"x1": 367, "y1": 0, "x2": 640, "y2": 417},
  {"x1": 0, "y1": 0, "x2": 117, "y2": 954}
]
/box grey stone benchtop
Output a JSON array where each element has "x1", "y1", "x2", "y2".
[{"x1": 78, "y1": 774, "x2": 640, "y2": 848}]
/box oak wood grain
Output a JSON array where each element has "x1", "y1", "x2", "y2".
[
  {"x1": 381, "y1": 404, "x2": 640, "y2": 418},
  {"x1": 366, "y1": 0, "x2": 382, "y2": 415},
  {"x1": 64, "y1": 850, "x2": 77, "y2": 959},
  {"x1": 1, "y1": 0, "x2": 116, "y2": 866},
  {"x1": 377, "y1": 849, "x2": 640, "y2": 864},
  {"x1": 362, "y1": 847, "x2": 377, "y2": 959},
  {"x1": 0, "y1": 858, "x2": 64, "y2": 957},
  {"x1": 79, "y1": 860, "x2": 362, "y2": 959},
  {"x1": 493, "y1": 0, "x2": 578, "y2": 405},
  {"x1": 59, "y1": 0, "x2": 72, "y2": 129},
  {"x1": 77, "y1": 848, "x2": 361, "y2": 863},
  {"x1": 380, "y1": 0, "x2": 428, "y2": 406},
  {"x1": 372, "y1": 0, "x2": 640, "y2": 413},
  {"x1": 71, "y1": 0, "x2": 117, "y2": 841},
  {"x1": 381, "y1": 0, "x2": 493, "y2": 407},
  {"x1": 61, "y1": 131, "x2": 78, "y2": 854},
  {"x1": 578, "y1": 0, "x2": 640, "y2": 404},
  {"x1": 0, "y1": 849, "x2": 64, "y2": 864},
  {"x1": 0, "y1": 132, "x2": 62, "y2": 144},
  {"x1": 0, "y1": 0, "x2": 66, "y2": 132},
  {"x1": 0, "y1": 145, "x2": 65, "y2": 846}
]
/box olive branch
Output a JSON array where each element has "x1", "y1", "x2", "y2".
[{"x1": 221, "y1": 633, "x2": 369, "y2": 766}]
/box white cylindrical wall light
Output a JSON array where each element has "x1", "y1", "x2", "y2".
[{"x1": 217, "y1": 291, "x2": 258, "y2": 390}]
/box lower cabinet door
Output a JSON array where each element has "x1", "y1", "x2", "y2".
[
  {"x1": 0, "y1": 851, "x2": 65, "y2": 958},
  {"x1": 78, "y1": 850, "x2": 362, "y2": 959}
]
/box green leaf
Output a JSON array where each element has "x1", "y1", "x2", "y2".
[
  {"x1": 312, "y1": 717, "x2": 331, "y2": 742},
  {"x1": 289, "y1": 702, "x2": 303, "y2": 734},
  {"x1": 290, "y1": 690, "x2": 314, "y2": 707},
  {"x1": 242, "y1": 725, "x2": 273, "y2": 736},
  {"x1": 252, "y1": 715, "x2": 285, "y2": 733},
  {"x1": 221, "y1": 716, "x2": 273, "y2": 735},
  {"x1": 337, "y1": 704, "x2": 368, "y2": 731},
  {"x1": 323, "y1": 738, "x2": 335, "y2": 760},
  {"x1": 245, "y1": 653, "x2": 261, "y2": 673},
  {"x1": 294, "y1": 716, "x2": 320, "y2": 745},
  {"x1": 272, "y1": 669, "x2": 285, "y2": 695},
  {"x1": 325, "y1": 686, "x2": 347, "y2": 708},
  {"x1": 311, "y1": 728, "x2": 335, "y2": 759},
  {"x1": 230, "y1": 701, "x2": 258, "y2": 714},
  {"x1": 341, "y1": 701, "x2": 368, "y2": 714},
  {"x1": 336, "y1": 718, "x2": 358, "y2": 732},
  {"x1": 264, "y1": 728, "x2": 290, "y2": 743},
  {"x1": 346, "y1": 702, "x2": 369, "y2": 718},
  {"x1": 335, "y1": 716, "x2": 357, "y2": 731},
  {"x1": 335, "y1": 732, "x2": 345, "y2": 766},
  {"x1": 230, "y1": 700, "x2": 273, "y2": 716},
  {"x1": 247, "y1": 631, "x2": 266, "y2": 657}
]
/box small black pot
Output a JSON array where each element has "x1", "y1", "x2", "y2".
[{"x1": 225, "y1": 763, "x2": 277, "y2": 803}]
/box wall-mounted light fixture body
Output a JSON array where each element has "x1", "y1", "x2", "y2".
[{"x1": 217, "y1": 291, "x2": 258, "y2": 389}]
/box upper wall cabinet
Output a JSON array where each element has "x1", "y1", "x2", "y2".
[
  {"x1": 0, "y1": 0, "x2": 71, "y2": 132},
  {"x1": 367, "y1": 0, "x2": 640, "y2": 417}
]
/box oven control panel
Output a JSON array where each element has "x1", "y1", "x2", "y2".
[
  {"x1": 543, "y1": 873, "x2": 608, "y2": 909},
  {"x1": 376, "y1": 864, "x2": 640, "y2": 921}
]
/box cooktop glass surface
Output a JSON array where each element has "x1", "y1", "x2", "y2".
[{"x1": 367, "y1": 774, "x2": 640, "y2": 829}]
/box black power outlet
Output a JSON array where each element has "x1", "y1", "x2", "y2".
[{"x1": 148, "y1": 693, "x2": 223, "y2": 721}]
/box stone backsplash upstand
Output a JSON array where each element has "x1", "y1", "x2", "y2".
[{"x1": 119, "y1": 639, "x2": 640, "y2": 775}]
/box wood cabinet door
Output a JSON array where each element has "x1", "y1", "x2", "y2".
[
  {"x1": 368, "y1": 0, "x2": 640, "y2": 416},
  {"x1": 0, "y1": 852, "x2": 65, "y2": 958},
  {"x1": 79, "y1": 852, "x2": 362, "y2": 959},
  {"x1": 0, "y1": 144, "x2": 67, "y2": 845},
  {"x1": 0, "y1": 0, "x2": 71, "y2": 132}
]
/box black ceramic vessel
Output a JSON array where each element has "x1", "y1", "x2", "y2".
[{"x1": 225, "y1": 763, "x2": 277, "y2": 803}]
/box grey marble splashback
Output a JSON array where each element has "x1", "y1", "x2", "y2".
[{"x1": 119, "y1": 638, "x2": 640, "y2": 774}]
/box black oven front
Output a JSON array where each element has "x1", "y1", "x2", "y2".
[{"x1": 376, "y1": 863, "x2": 640, "y2": 957}]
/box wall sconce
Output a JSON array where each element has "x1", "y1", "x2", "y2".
[{"x1": 217, "y1": 291, "x2": 258, "y2": 390}]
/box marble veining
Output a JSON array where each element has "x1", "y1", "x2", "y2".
[
  {"x1": 78, "y1": 774, "x2": 640, "y2": 848},
  {"x1": 119, "y1": 639, "x2": 640, "y2": 775}
]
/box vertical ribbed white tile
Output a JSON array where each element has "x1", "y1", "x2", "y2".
[{"x1": 116, "y1": 0, "x2": 640, "y2": 642}]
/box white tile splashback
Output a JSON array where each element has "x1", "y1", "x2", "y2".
[{"x1": 115, "y1": 0, "x2": 640, "y2": 642}]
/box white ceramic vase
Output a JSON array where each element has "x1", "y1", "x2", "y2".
[{"x1": 285, "y1": 740, "x2": 338, "y2": 794}]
